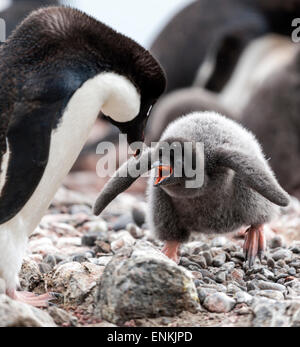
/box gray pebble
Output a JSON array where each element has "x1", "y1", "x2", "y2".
[
  {"x1": 213, "y1": 253, "x2": 226, "y2": 267},
  {"x1": 289, "y1": 261, "x2": 300, "y2": 269},
  {"x1": 203, "y1": 292, "x2": 236, "y2": 313},
  {"x1": 126, "y1": 223, "x2": 143, "y2": 239},
  {"x1": 90, "y1": 256, "x2": 113, "y2": 267},
  {"x1": 276, "y1": 273, "x2": 289, "y2": 281},
  {"x1": 95, "y1": 240, "x2": 111, "y2": 254},
  {"x1": 255, "y1": 274, "x2": 268, "y2": 281},
  {"x1": 247, "y1": 281, "x2": 259, "y2": 292},
  {"x1": 288, "y1": 267, "x2": 296, "y2": 276},
  {"x1": 38, "y1": 263, "x2": 52, "y2": 274},
  {"x1": 194, "y1": 279, "x2": 202, "y2": 287},
  {"x1": 70, "y1": 204, "x2": 92, "y2": 215},
  {"x1": 272, "y1": 249, "x2": 293, "y2": 262},
  {"x1": 231, "y1": 252, "x2": 245, "y2": 261},
  {"x1": 277, "y1": 278, "x2": 286, "y2": 285},
  {"x1": 189, "y1": 255, "x2": 207, "y2": 269},
  {"x1": 203, "y1": 277, "x2": 217, "y2": 285},
  {"x1": 267, "y1": 258, "x2": 276, "y2": 269},
  {"x1": 81, "y1": 231, "x2": 106, "y2": 247},
  {"x1": 260, "y1": 268, "x2": 275, "y2": 280},
  {"x1": 112, "y1": 214, "x2": 133, "y2": 231},
  {"x1": 269, "y1": 236, "x2": 284, "y2": 249},
  {"x1": 84, "y1": 250, "x2": 95, "y2": 258},
  {"x1": 43, "y1": 255, "x2": 57, "y2": 268},
  {"x1": 199, "y1": 269, "x2": 216, "y2": 280},
  {"x1": 256, "y1": 280, "x2": 286, "y2": 293},
  {"x1": 227, "y1": 283, "x2": 244, "y2": 295},
  {"x1": 290, "y1": 246, "x2": 300, "y2": 254},
  {"x1": 71, "y1": 254, "x2": 89, "y2": 263},
  {"x1": 202, "y1": 251, "x2": 212, "y2": 266},
  {"x1": 276, "y1": 259, "x2": 287, "y2": 268},
  {"x1": 224, "y1": 243, "x2": 238, "y2": 253},
  {"x1": 256, "y1": 290, "x2": 285, "y2": 301},
  {"x1": 216, "y1": 271, "x2": 226, "y2": 284},
  {"x1": 211, "y1": 237, "x2": 228, "y2": 248},
  {"x1": 235, "y1": 291, "x2": 253, "y2": 305},
  {"x1": 202, "y1": 284, "x2": 227, "y2": 293},
  {"x1": 131, "y1": 207, "x2": 146, "y2": 228},
  {"x1": 197, "y1": 288, "x2": 217, "y2": 304},
  {"x1": 221, "y1": 261, "x2": 235, "y2": 272}
]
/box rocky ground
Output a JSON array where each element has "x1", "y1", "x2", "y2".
[{"x1": 0, "y1": 186, "x2": 299, "y2": 327}]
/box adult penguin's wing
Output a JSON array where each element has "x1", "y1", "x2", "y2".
[{"x1": 0, "y1": 70, "x2": 84, "y2": 225}]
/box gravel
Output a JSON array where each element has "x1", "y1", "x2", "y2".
[
  {"x1": 4, "y1": 187, "x2": 299, "y2": 327},
  {"x1": 203, "y1": 292, "x2": 236, "y2": 313}
]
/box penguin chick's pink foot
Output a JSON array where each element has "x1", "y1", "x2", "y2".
[
  {"x1": 161, "y1": 241, "x2": 181, "y2": 264},
  {"x1": 243, "y1": 225, "x2": 265, "y2": 267},
  {"x1": 6, "y1": 289, "x2": 55, "y2": 307}
]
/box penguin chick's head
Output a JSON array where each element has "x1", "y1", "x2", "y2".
[{"x1": 151, "y1": 138, "x2": 205, "y2": 198}]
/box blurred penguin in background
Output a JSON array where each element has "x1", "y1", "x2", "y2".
[
  {"x1": 0, "y1": 0, "x2": 59, "y2": 37},
  {"x1": 151, "y1": 0, "x2": 300, "y2": 94},
  {"x1": 240, "y1": 47, "x2": 300, "y2": 198},
  {"x1": 150, "y1": 0, "x2": 268, "y2": 93},
  {"x1": 147, "y1": 34, "x2": 297, "y2": 141}
]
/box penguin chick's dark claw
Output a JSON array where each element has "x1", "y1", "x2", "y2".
[{"x1": 94, "y1": 112, "x2": 290, "y2": 267}]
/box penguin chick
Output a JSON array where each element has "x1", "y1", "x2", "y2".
[
  {"x1": 0, "y1": 6, "x2": 165, "y2": 306},
  {"x1": 94, "y1": 112, "x2": 289, "y2": 266}
]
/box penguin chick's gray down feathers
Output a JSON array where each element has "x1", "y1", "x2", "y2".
[{"x1": 94, "y1": 112, "x2": 289, "y2": 266}]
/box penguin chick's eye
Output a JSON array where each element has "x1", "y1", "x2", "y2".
[{"x1": 155, "y1": 165, "x2": 173, "y2": 185}]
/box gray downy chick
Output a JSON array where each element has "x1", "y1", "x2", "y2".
[{"x1": 94, "y1": 112, "x2": 289, "y2": 266}]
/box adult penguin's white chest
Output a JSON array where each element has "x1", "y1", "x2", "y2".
[{"x1": 0, "y1": 72, "x2": 140, "y2": 290}]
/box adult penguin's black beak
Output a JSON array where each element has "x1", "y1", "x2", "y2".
[{"x1": 111, "y1": 100, "x2": 154, "y2": 148}]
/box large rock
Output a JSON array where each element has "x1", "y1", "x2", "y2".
[
  {"x1": 0, "y1": 295, "x2": 56, "y2": 327},
  {"x1": 51, "y1": 262, "x2": 104, "y2": 304},
  {"x1": 95, "y1": 241, "x2": 199, "y2": 324}
]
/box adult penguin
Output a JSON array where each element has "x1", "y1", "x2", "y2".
[{"x1": 0, "y1": 6, "x2": 166, "y2": 306}]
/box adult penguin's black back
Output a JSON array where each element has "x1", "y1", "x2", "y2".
[{"x1": 0, "y1": 6, "x2": 166, "y2": 225}]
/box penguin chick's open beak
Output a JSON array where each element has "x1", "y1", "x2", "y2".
[{"x1": 152, "y1": 161, "x2": 173, "y2": 186}]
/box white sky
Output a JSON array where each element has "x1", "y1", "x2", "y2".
[{"x1": 62, "y1": 0, "x2": 195, "y2": 48}]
